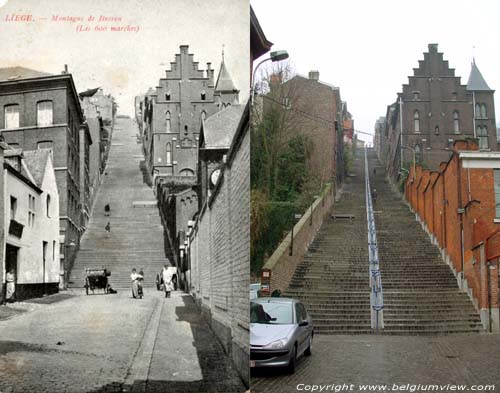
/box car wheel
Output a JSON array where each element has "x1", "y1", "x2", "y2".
[
  {"x1": 287, "y1": 344, "x2": 297, "y2": 374},
  {"x1": 304, "y1": 335, "x2": 312, "y2": 356}
]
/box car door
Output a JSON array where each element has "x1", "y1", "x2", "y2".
[{"x1": 295, "y1": 302, "x2": 309, "y2": 354}]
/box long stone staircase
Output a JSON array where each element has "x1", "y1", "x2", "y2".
[
  {"x1": 68, "y1": 116, "x2": 171, "y2": 289},
  {"x1": 285, "y1": 147, "x2": 483, "y2": 335},
  {"x1": 285, "y1": 148, "x2": 372, "y2": 334},
  {"x1": 369, "y1": 149, "x2": 483, "y2": 334}
]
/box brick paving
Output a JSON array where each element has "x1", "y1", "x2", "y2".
[
  {"x1": 252, "y1": 334, "x2": 500, "y2": 393},
  {"x1": 0, "y1": 289, "x2": 245, "y2": 392}
]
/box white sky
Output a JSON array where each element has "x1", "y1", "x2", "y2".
[
  {"x1": 251, "y1": 0, "x2": 500, "y2": 143},
  {"x1": 0, "y1": 0, "x2": 249, "y2": 116}
]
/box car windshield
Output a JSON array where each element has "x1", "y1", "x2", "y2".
[{"x1": 251, "y1": 301, "x2": 293, "y2": 324}]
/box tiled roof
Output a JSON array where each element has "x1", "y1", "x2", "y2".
[
  {"x1": 79, "y1": 87, "x2": 100, "y2": 98},
  {"x1": 467, "y1": 61, "x2": 493, "y2": 91},
  {"x1": 202, "y1": 104, "x2": 245, "y2": 149},
  {"x1": 22, "y1": 149, "x2": 51, "y2": 188},
  {"x1": 0, "y1": 66, "x2": 52, "y2": 82},
  {"x1": 215, "y1": 61, "x2": 238, "y2": 92}
]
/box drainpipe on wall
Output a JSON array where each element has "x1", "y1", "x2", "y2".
[{"x1": 457, "y1": 156, "x2": 465, "y2": 287}]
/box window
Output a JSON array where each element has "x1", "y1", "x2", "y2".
[
  {"x1": 414, "y1": 144, "x2": 421, "y2": 164},
  {"x1": 494, "y1": 170, "x2": 500, "y2": 218},
  {"x1": 37, "y1": 101, "x2": 53, "y2": 126},
  {"x1": 179, "y1": 168, "x2": 195, "y2": 177},
  {"x1": 201, "y1": 91, "x2": 206, "y2": 100},
  {"x1": 46, "y1": 194, "x2": 51, "y2": 218},
  {"x1": 201, "y1": 111, "x2": 206, "y2": 122},
  {"x1": 166, "y1": 142, "x2": 172, "y2": 165},
  {"x1": 5, "y1": 104, "x2": 20, "y2": 129},
  {"x1": 475, "y1": 103, "x2": 481, "y2": 118},
  {"x1": 184, "y1": 125, "x2": 188, "y2": 134},
  {"x1": 453, "y1": 111, "x2": 460, "y2": 134},
  {"x1": 165, "y1": 112, "x2": 171, "y2": 133},
  {"x1": 481, "y1": 104, "x2": 487, "y2": 118},
  {"x1": 53, "y1": 240, "x2": 56, "y2": 261},
  {"x1": 413, "y1": 92, "x2": 419, "y2": 100},
  {"x1": 10, "y1": 196, "x2": 17, "y2": 220},
  {"x1": 413, "y1": 110, "x2": 420, "y2": 132},
  {"x1": 28, "y1": 194, "x2": 35, "y2": 227},
  {"x1": 165, "y1": 92, "x2": 171, "y2": 101},
  {"x1": 477, "y1": 126, "x2": 489, "y2": 149},
  {"x1": 38, "y1": 140, "x2": 53, "y2": 150},
  {"x1": 43, "y1": 241, "x2": 48, "y2": 263}
]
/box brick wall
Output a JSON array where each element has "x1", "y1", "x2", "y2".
[
  {"x1": 404, "y1": 140, "x2": 499, "y2": 330},
  {"x1": 186, "y1": 124, "x2": 249, "y2": 386},
  {"x1": 262, "y1": 183, "x2": 334, "y2": 294}
]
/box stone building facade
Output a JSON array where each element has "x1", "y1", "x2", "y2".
[
  {"x1": 0, "y1": 67, "x2": 87, "y2": 286},
  {"x1": 2, "y1": 147, "x2": 60, "y2": 302},
  {"x1": 381, "y1": 44, "x2": 497, "y2": 180}
]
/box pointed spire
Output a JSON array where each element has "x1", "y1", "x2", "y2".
[
  {"x1": 467, "y1": 60, "x2": 493, "y2": 91},
  {"x1": 215, "y1": 49, "x2": 238, "y2": 93}
]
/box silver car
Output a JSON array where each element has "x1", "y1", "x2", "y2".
[{"x1": 250, "y1": 297, "x2": 314, "y2": 373}]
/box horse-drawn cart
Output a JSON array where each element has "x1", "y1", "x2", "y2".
[{"x1": 84, "y1": 268, "x2": 111, "y2": 295}]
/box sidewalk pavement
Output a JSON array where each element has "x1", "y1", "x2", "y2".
[{"x1": 0, "y1": 288, "x2": 246, "y2": 393}]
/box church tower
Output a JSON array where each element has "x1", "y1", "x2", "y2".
[{"x1": 214, "y1": 49, "x2": 239, "y2": 108}]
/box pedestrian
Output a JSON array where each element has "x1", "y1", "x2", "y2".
[
  {"x1": 161, "y1": 264, "x2": 174, "y2": 298},
  {"x1": 130, "y1": 268, "x2": 142, "y2": 299},
  {"x1": 105, "y1": 222, "x2": 111, "y2": 233},
  {"x1": 6, "y1": 268, "x2": 15, "y2": 302},
  {"x1": 372, "y1": 188, "x2": 378, "y2": 204},
  {"x1": 104, "y1": 203, "x2": 110, "y2": 216},
  {"x1": 138, "y1": 269, "x2": 144, "y2": 297},
  {"x1": 373, "y1": 168, "x2": 376, "y2": 176}
]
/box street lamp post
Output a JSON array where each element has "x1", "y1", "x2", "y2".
[
  {"x1": 401, "y1": 145, "x2": 416, "y2": 179},
  {"x1": 251, "y1": 50, "x2": 289, "y2": 106},
  {"x1": 289, "y1": 213, "x2": 302, "y2": 256}
]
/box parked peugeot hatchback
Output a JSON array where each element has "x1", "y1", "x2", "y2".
[{"x1": 250, "y1": 297, "x2": 313, "y2": 373}]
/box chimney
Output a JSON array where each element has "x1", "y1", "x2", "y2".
[
  {"x1": 308, "y1": 70, "x2": 320, "y2": 81},
  {"x1": 209, "y1": 69, "x2": 215, "y2": 87},
  {"x1": 269, "y1": 73, "x2": 282, "y2": 91},
  {"x1": 62, "y1": 64, "x2": 68, "y2": 74},
  {"x1": 428, "y1": 43, "x2": 438, "y2": 53},
  {"x1": 207, "y1": 62, "x2": 214, "y2": 85}
]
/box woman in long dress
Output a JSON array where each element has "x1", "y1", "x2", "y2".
[
  {"x1": 130, "y1": 268, "x2": 142, "y2": 299},
  {"x1": 6, "y1": 269, "x2": 15, "y2": 302},
  {"x1": 161, "y1": 265, "x2": 174, "y2": 298}
]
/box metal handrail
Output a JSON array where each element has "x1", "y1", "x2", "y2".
[{"x1": 364, "y1": 147, "x2": 384, "y2": 330}]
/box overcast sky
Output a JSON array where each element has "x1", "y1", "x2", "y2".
[
  {"x1": 0, "y1": 0, "x2": 249, "y2": 116},
  {"x1": 251, "y1": 0, "x2": 500, "y2": 143}
]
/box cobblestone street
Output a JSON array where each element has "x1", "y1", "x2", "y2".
[
  {"x1": 0, "y1": 289, "x2": 245, "y2": 392},
  {"x1": 252, "y1": 334, "x2": 500, "y2": 393}
]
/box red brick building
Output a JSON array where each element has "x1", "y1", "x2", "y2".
[{"x1": 405, "y1": 139, "x2": 500, "y2": 331}]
